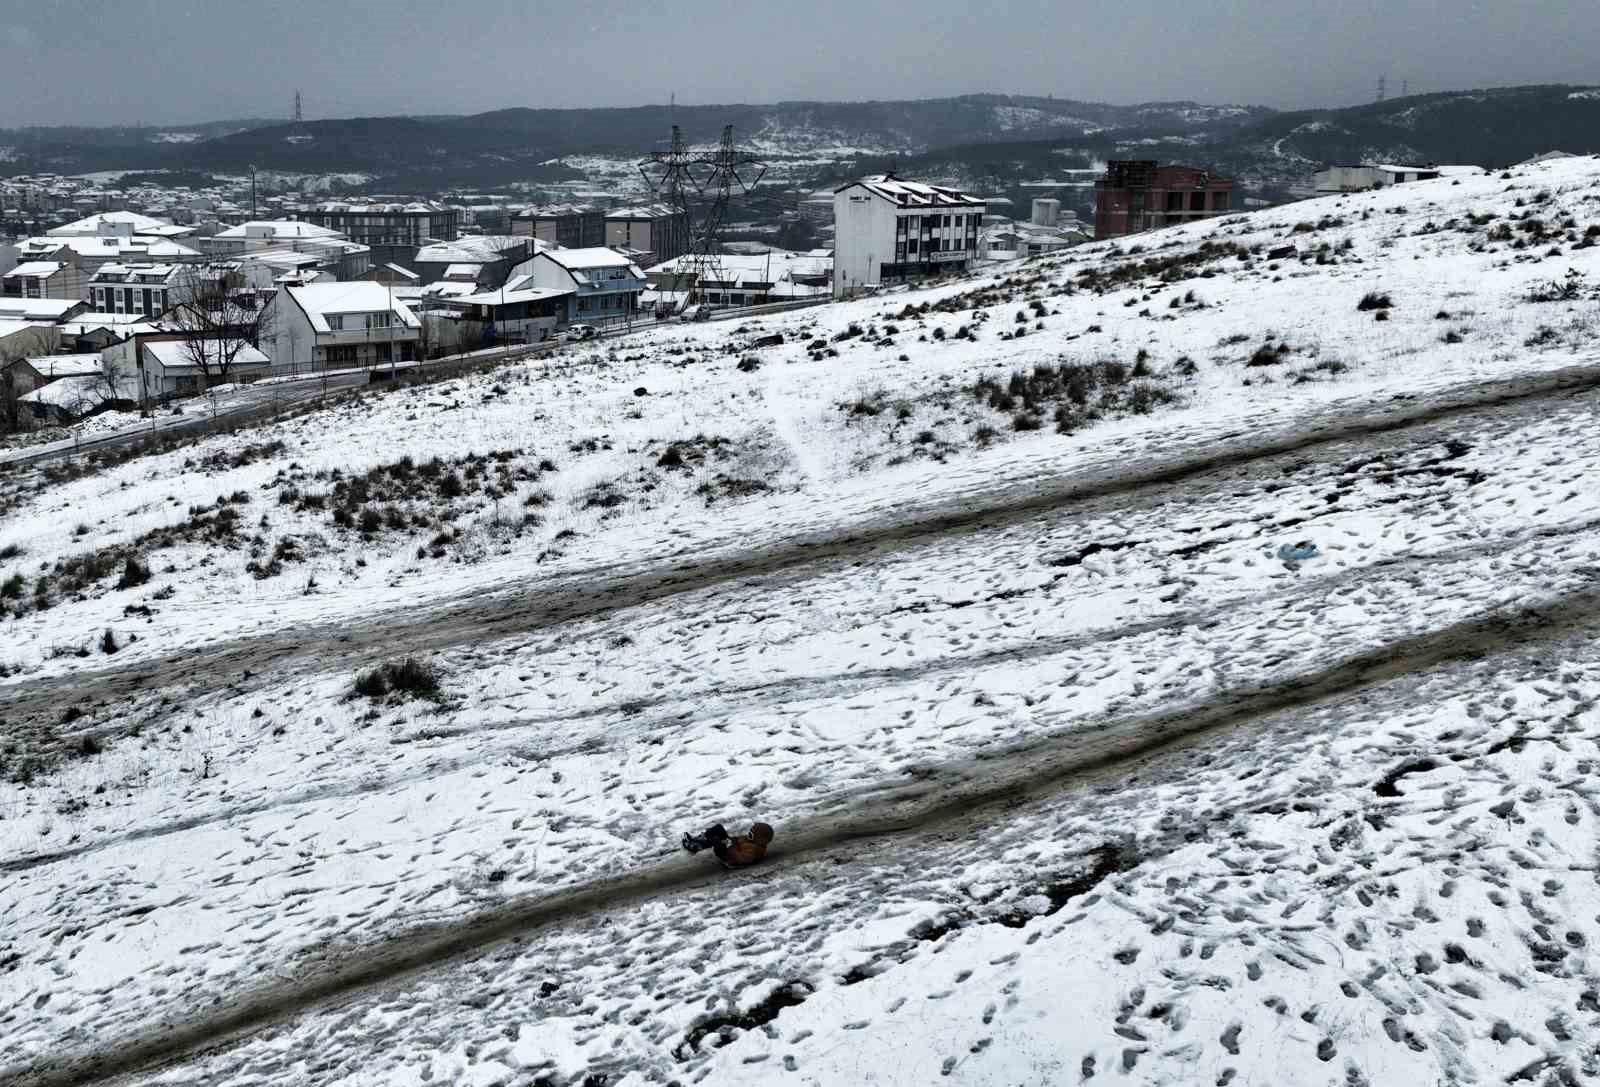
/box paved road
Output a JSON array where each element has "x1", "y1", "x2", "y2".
[{"x1": 0, "y1": 350, "x2": 533, "y2": 470}]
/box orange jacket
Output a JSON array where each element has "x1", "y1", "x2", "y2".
[{"x1": 714, "y1": 822, "x2": 774, "y2": 867}]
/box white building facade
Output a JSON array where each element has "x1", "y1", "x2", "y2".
[
  {"x1": 263, "y1": 282, "x2": 421, "y2": 370},
  {"x1": 832, "y1": 175, "x2": 985, "y2": 299}
]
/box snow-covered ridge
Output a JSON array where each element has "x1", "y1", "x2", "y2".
[{"x1": 5, "y1": 154, "x2": 1600, "y2": 1087}]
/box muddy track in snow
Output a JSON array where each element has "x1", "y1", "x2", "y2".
[
  {"x1": 8, "y1": 501, "x2": 1593, "y2": 880},
  {"x1": 3, "y1": 361, "x2": 1598, "y2": 760},
  {"x1": 9, "y1": 577, "x2": 1599, "y2": 1087}
]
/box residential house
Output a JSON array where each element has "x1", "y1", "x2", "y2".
[
  {"x1": 604, "y1": 204, "x2": 690, "y2": 266},
  {"x1": 198, "y1": 220, "x2": 346, "y2": 255},
  {"x1": 2, "y1": 356, "x2": 45, "y2": 399},
  {"x1": 406, "y1": 235, "x2": 535, "y2": 288},
  {"x1": 510, "y1": 248, "x2": 646, "y2": 325},
  {"x1": 2, "y1": 260, "x2": 88, "y2": 301},
  {"x1": 14, "y1": 235, "x2": 203, "y2": 278},
  {"x1": 47, "y1": 210, "x2": 194, "y2": 239},
  {"x1": 0, "y1": 321, "x2": 62, "y2": 363},
  {"x1": 832, "y1": 174, "x2": 985, "y2": 298},
  {"x1": 57, "y1": 312, "x2": 164, "y2": 353},
  {"x1": 0, "y1": 296, "x2": 87, "y2": 323},
  {"x1": 26, "y1": 352, "x2": 104, "y2": 382},
  {"x1": 425, "y1": 275, "x2": 573, "y2": 353},
  {"x1": 644, "y1": 249, "x2": 831, "y2": 310},
  {"x1": 17, "y1": 353, "x2": 130, "y2": 423},
  {"x1": 264, "y1": 282, "x2": 421, "y2": 370},
  {"x1": 102, "y1": 332, "x2": 270, "y2": 402}
]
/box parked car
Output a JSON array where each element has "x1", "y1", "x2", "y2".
[
  {"x1": 563, "y1": 324, "x2": 598, "y2": 342},
  {"x1": 679, "y1": 304, "x2": 711, "y2": 322}
]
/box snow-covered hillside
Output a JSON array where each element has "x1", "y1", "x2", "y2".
[{"x1": 4, "y1": 155, "x2": 1600, "y2": 1087}]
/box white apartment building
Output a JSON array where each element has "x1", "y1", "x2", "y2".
[{"x1": 832, "y1": 174, "x2": 985, "y2": 299}]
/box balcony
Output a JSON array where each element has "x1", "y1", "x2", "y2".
[{"x1": 317, "y1": 327, "x2": 418, "y2": 346}]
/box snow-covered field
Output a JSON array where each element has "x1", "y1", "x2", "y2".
[{"x1": 4, "y1": 155, "x2": 1600, "y2": 1087}]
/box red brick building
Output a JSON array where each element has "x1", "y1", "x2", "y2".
[{"x1": 1093, "y1": 161, "x2": 1234, "y2": 238}]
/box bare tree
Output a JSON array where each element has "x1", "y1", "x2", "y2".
[
  {"x1": 1, "y1": 357, "x2": 22, "y2": 435},
  {"x1": 93, "y1": 357, "x2": 130, "y2": 410},
  {"x1": 164, "y1": 264, "x2": 276, "y2": 390}
]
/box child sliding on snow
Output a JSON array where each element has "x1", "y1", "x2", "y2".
[{"x1": 682, "y1": 822, "x2": 774, "y2": 868}]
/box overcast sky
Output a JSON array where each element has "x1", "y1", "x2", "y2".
[{"x1": 3, "y1": 0, "x2": 1596, "y2": 127}]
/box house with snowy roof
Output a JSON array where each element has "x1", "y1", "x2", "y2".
[
  {"x1": 47, "y1": 210, "x2": 194, "y2": 240},
  {"x1": 511, "y1": 248, "x2": 647, "y2": 325},
  {"x1": 262, "y1": 281, "x2": 421, "y2": 370},
  {"x1": 2, "y1": 260, "x2": 88, "y2": 301},
  {"x1": 832, "y1": 174, "x2": 985, "y2": 298}
]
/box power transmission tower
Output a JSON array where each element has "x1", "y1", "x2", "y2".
[
  {"x1": 287, "y1": 90, "x2": 312, "y2": 144},
  {"x1": 639, "y1": 124, "x2": 767, "y2": 310},
  {"x1": 1376, "y1": 76, "x2": 1387, "y2": 103},
  {"x1": 1401, "y1": 79, "x2": 1409, "y2": 98}
]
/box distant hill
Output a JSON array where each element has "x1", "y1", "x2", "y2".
[
  {"x1": 1, "y1": 87, "x2": 1595, "y2": 196},
  {"x1": 1239, "y1": 84, "x2": 1600, "y2": 167},
  {"x1": 0, "y1": 95, "x2": 1271, "y2": 188},
  {"x1": 860, "y1": 84, "x2": 1600, "y2": 215}
]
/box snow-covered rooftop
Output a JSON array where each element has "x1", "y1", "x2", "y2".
[
  {"x1": 211, "y1": 220, "x2": 343, "y2": 240},
  {"x1": 21, "y1": 235, "x2": 201, "y2": 260},
  {"x1": 3, "y1": 261, "x2": 69, "y2": 278},
  {"x1": 26, "y1": 352, "x2": 102, "y2": 378},
  {"x1": 0, "y1": 297, "x2": 82, "y2": 321},
  {"x1": 836, "y1": 173, "x2": 986, "y2": 208},
  {"x1": 46, "y1": 210, "x2": 189, "y2": 237},
  {"x1": 141, "y1": 338, "x2": 269, "y2": 371},
  {"x1": 415, "y1": 235, "x2": 528, "y2": 264},
  {"x1": 284, "y1": 282, "x2": 422, "y2": 332}
]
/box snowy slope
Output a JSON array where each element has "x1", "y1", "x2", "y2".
[{"x1": 4, "y1": 155, "x2": 1600, "y2": 1087}]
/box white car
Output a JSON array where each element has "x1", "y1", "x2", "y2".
[{"x1": 564, "y1": 324, "x2": 598, "y2": 342}]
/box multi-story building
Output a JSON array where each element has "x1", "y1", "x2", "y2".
[
  {"x1": 831, "y1": 174, "x2": 985, "y2": 298},
  {"x1": 604, "y1": 204, "x2": 690, "y2": 266},
  {"x1": 2, "y1": 260, "x2": 88, "y2": 301},
  {"x1": 300, "y1": 202, "x2": 460, "y2": 247},
  {"x1": 13, "y1": 235, "x2": 203, "y2": 278},
  {"x1": 198, "y1": 220, "x2": 347, "y2": 255},
  {"x1": 1093, "y1": 161, "x2": 1234, "y2": 238},
  {"x1": 87, "y1": 263, "x2": 184, "y2": 317},
  {"x1": 511, "y1": 204, "x2": 606, "y2": 249}
]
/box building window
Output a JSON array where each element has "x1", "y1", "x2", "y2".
[
  {"x1": 907, "y1": 238, "x2": 918, "y2": 253},
  {"x1": 327, "y1": 314, "x2": 344, "y2": 331},
  {"x1": 365, "y1": 312, "x2": 391, "y2": 329},
  {"x1": 1189, "y1": 192, "x2": 1206, "y2": 212}
]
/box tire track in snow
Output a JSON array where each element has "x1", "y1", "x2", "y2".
[
  {"x1": 4, "y1": 360, "x2": 1599, "y2": 754},
  {"x1": 5, "y1": 508, "x2": 1597, "y2": 879},
  {"x1": 10, "y1": 577, "x2": 1600, "y2": 1087}
]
